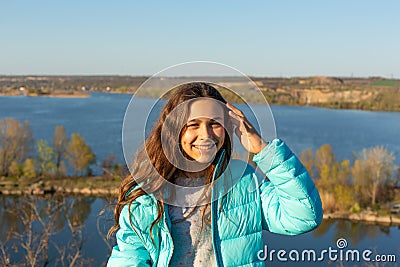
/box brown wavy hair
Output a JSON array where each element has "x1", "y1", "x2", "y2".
[{"x1": 108, "y1": 82, "x2": 233, "y2": 242}]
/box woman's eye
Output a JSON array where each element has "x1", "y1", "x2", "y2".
[
  {"x1": 186, "y1": 124, "x2": 198, "y2": 128},
  {"x1": 210, "y1": 122, "x2": 222, "y2": 127}
]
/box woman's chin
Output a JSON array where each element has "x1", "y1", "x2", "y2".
[
  {"x1": 193, "y1": 147, "x2": 218, "y2": 163},
  {"x1": 195, "y1": 154, "x2": 216, "y2": 164}
]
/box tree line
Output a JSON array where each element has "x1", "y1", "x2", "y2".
[
  {"x1": 0, "y1": 118, "x2": 96, "y2": 178},
  {"x1": 300, "y1": 144, "x2": 400, "y2": 213}
]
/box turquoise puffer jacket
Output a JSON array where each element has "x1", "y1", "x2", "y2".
[{"x1": 107, "y1": 139, "x2": 323, "y2": 267}]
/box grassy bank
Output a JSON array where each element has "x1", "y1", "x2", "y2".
[{"x1": 0, "y1": 175, "x2": 120, "y2": 196}]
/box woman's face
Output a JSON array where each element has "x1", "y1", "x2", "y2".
[{"x1": 180, "y1": 99, "x2": 226, "y2": 164}]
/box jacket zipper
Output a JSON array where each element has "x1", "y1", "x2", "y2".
[
  {"x1": 163, "y1": 203, "x2": 174, "y2": 267},
  {"x1": 211, "y1": 198, "x2": 224, "y2": 267},
  {"x1": 211, "y1": 150, "x2": 225, "y2": 267}
]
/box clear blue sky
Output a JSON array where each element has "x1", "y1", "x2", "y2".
[{"x1": 1, "y1": 0, "x2": 399, "y2": 78}]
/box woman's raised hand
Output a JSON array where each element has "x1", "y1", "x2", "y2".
[{"x1": 226, "y1": 103, "x2": 267, "y2": 154}]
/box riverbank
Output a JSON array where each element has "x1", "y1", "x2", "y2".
[
  {"x1": 324, "y1": 212, "x2": 400, "y2": 226},
  {"x1": 0, "y1": 176, "x2": 119, "y2": 197},
  {"x1": 0, "y1": 91, "x2": 90, "y2": 98}
]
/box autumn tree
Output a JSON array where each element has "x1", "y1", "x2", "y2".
[
  {"x1": 332, "y1": 159, "x2": 356, "y2": 212},
  {"x1": 308, "y1": 144, "x2": 355, "y2": 212},
  {"x1": 53, "y1": 126, "x2": 68, "y2": 176},
  {"x1": 8, "y1": 161, "x2": 22, "y2": 178},
  {"x1": 300, "y1": 148, "x2": 314, "y2": 178},
  {"x1": 23, "y1": 159, "x2": 36, "y2": 179},
  {"x1": 0, "y1": 118, "x2": 34, "y2": 176},
  {"x1": 315, "y1": 144, "x2": 336, "y2": 176},
  {"x1": 65, "y1": 134, "x2": 96, "y2": 176},
  {"x1": 352, "y1": 146, "x2": 396, "y2": 207},
  {"x1": 36, "y1": 140, "x2": 57, "y2": 177},
  {"x1": 314, "y1": 144, "x2": 337, "y2": 191}
]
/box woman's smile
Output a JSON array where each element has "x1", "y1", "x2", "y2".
[
  {"x1": 193, "y1": 142, "x2": 216, "y2": 150},
  {"x1": 192, "y1": 142, "x2": 217, "y2": 154}
]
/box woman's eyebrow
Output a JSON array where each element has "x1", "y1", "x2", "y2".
[
  {"x1": 187, "y1": 117, "x2": 223, "y2": 123},
  {"x1": 210, "y1": 117, "x2": 223, "y2": 121}
]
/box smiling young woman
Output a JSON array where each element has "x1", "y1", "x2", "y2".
[{"x1": 107, "y1": 82, "x2": 323, "y2": 267}]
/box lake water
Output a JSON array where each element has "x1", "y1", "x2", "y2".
[{"x1": 1, "y1": 93, "x2": 400, "y2": 266}]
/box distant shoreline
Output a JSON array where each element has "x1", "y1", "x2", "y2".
[
  {"x1": 1, "y1": 75, "x2": 400, "y2": 111},
  {"x1": 0, "y1": 92, "x2": 90, "y2": 98}
]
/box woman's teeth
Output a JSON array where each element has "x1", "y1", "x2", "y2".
[{"x1": 194, "y1": 144, "x2": 215, "y2": 150}]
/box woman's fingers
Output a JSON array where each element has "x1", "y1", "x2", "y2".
[
  {"x1": 226, "y1": 103, "x2": 268, "y2": 154},
  {"x1": 234, "y1": 126, "x2": 242, "y2": 138},
  {"x1": 228, "y1": 110, "x2": 241, "y2": 127},
  {"x1": 227, "y1": 103, "x2": 248, "y2": 125},
  {"x1": 226, "y1": 103, "x2": 245, "y2": 117},
  {"x1": 227, "y1": 103, "x2": 251, "y2": 140},
  {"x1": 227, "y1": 104, "x2": 253, "y2": 132}
]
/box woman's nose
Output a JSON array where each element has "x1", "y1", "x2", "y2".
[{"x1": 199, "y1": 124, "x2": 212, "y2": 138}]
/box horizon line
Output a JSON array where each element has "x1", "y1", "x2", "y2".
[{"x1": 0, "y1": 74, "x2": 399, "y2": 80}]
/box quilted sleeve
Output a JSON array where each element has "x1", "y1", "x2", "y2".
[
  {"x1": 107, "y1": 205, "x2": 152, "y2": 267},
  {"x1": 253, "y1": 139, "x2": 323, "y2": 235}
]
